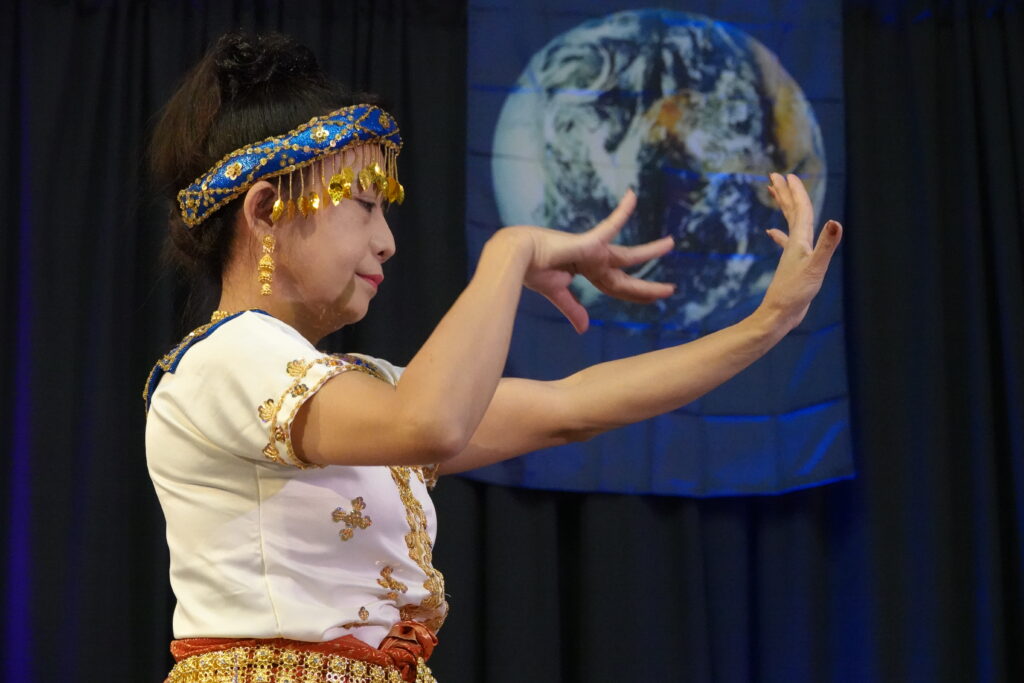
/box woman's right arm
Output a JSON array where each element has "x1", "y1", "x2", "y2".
[
  {"x1": 294, "y1": 192, "x2": 674, "y2": 467},
  {"x1": 293, "y1": 233, "x2": 531, "y2": 466}
]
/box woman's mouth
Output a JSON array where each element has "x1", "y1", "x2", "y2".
[{"x1": 357, "y1": 273, "x2": 383, "y2": 289}]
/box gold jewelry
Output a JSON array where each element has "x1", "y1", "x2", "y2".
[
  {"x1": 176, "y1": 104, "x2": 404, "y2": 229},
  {"x1": 287, "y1": 174, "x2": 296, "y2": 220},
  {"x1": 210, "y1": 310, "x2": 232, "y2": 323},
  {"x1": 258, "y1": 234, "x2": 276, "y2": 296},
  {"x1": 270, "y1": 175, "x2": 285, "y2": 224},
  {"x1": 297, "y1": 168, "x2": 309, "y2": 217}
]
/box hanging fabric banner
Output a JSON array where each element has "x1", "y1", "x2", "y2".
[{"x1": 464, "y1": 1, "x2": 851, "y2": 496}]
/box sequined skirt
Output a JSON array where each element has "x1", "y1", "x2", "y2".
[{"x1": 165, "y1": 622, "x2": 438, "y2": 683}]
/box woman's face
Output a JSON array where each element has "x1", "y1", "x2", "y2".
[{"x1": 275, "y1": 146, "x2": 396, "y2": 333}]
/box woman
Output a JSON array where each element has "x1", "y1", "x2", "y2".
[{"x1": 146, "y1": 33, "x2": 841, "y2": 683}]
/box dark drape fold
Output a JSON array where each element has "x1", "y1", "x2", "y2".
[
  {"x1": 843, "y1": 2, "x2": 1024, "y2": 679},
  {"x1": 0, "y1": 1, "x2": 1021, "y2": 682}
]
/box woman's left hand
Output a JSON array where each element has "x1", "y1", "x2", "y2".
[{"x1": 760, "y1": 173, "x2": 844, "y2": 331}]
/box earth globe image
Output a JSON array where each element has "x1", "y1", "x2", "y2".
[{"x1": 492, "y1": 9, "x2": 826, "y2": 331}]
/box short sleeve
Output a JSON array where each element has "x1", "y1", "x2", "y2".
[
  {"x1": 147, "y1": 312, "x2": 395, "y2": 469},
  {"x1": 346, "y1": 353, "x2": 404, "y2": 385},
  {"x1": 257, "y1": 354, "x2": 393, "y2": 468}
]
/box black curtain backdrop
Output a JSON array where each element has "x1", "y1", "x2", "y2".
[{"x1": 0, "y1": 1, "x2": 1021, "y2": 682}]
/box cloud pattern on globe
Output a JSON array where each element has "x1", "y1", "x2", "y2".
[{"x1": 492, "y1": 9, "x2": 826, "y2": 331}]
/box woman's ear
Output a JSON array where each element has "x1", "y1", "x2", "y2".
[{"x1": 241, "y1": 180, "x2": 277, "y2": 237}]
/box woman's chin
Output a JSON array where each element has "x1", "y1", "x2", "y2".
[{"x1": 330, "y1": 299, "x2": 371, "y2": 328}]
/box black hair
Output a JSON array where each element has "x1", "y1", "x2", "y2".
[{"x1": 149, "y1": 32, "x2": 372, "y2": 315}]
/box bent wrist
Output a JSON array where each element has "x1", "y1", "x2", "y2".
[
  {"x1": 480, "y1": 227, "x2": 534, "y2": 274},
  {"x1": 746, "y1": 304, "x2": 794, "y2": 345}
]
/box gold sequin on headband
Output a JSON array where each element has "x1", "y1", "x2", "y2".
[{"x1": 177, "y1": 104, "x2": 405, "y2": 228}]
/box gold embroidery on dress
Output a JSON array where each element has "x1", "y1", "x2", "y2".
[
  {"x1": 287, "y1": 359, "x2": 312, "y2": 377},
  {"x1": 377, "y1": 565, "x2": 409, "y2": 602},
  {"x1": 387, "y1": 466, "x2": 448, "y2": 632},
  {"x1": 341, "y1": 605, "x2": 372, "y2": 630},
  {"x1": 421, "y1": 464, "x2": 441, "y2": 489},
  {"x1": 332, "y1": 497, "x2": 373, "y2": 541},
  {"x1": 257, "y1": 354, "x2": 390, "y2": 467}
]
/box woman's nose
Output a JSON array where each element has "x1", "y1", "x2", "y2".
[{"x1": 374, "y1": 219, "x2": 396, "y2": 262}]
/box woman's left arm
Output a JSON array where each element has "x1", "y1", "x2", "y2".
[
  {"x1": 439, "y1": 305, "x2": 785, "y2": 474},
  {"x1": 439, "y1": 173, "x2": 843, "y2": 475}
]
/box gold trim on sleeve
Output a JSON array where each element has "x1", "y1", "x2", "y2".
[{"x1": 258, "y1": 354, "x2": 392, "y2": 468}]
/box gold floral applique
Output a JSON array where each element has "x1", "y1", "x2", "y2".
[
  {"x1": 341, "y1": 606, "x2": 371, "y2": 630},
  {"x1": 377, "y1": 566, "x2": 409, "y2": 602},
  {"x1": 258, "y1": 399, "x2": 276, "y2": 422},
  {"x1": 310, "y1": 126, "x2": 329, "y2": 143},
  {"x1": 332, "y1": 497, "x2": 372, "y2": 541},
  {"x1": 286, "y1": 359, "x2": 311, "y2": 377}
]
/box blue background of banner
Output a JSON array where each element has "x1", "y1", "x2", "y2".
[{"x1": 465, "y1": 0, "x2": 851, "y2": 496}]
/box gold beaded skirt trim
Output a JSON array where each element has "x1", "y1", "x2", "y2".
[{"x1": 166, "y1": 644, "x2": 438, "y2": 683}]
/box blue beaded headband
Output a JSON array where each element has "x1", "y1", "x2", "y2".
[{"x1": 177, "y1": 104, "x2": 404, "y2": 228}]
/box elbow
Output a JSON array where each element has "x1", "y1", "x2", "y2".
[
  {"x1": 422, "y1": 426, "x2": 468, "y2": 463},
  {"x1": 547, "y1": 377, "x2": 611, "y2": 444},
  {"x1": 561, "y1": 425, "x2": 604, "y2": 444},
  {"x1": 554, "y1": 410, "x2": 618, "y2": 444},
  {"x1": 403, "y1": 413, "x2": 469, "y2": 463},
  {"x1": 550, "y1": 417, "x2": 606, "y2": 445}
]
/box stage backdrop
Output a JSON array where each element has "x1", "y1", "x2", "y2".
[{"x1": 464, "y1": 0, "x2": 851, "y2": 496}]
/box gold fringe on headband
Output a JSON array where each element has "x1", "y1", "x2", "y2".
[{"x1": 268, "y1": 154, "x2": 401, "y2": 225}]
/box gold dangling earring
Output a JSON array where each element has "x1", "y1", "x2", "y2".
[{"x1": 258, "y1": 233, "x2": 276, "y2": 296}]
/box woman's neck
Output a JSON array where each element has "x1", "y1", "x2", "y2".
[{"x1": 216, "y1": 288, "x2": 329, "y2": 345}]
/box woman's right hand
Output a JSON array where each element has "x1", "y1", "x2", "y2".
[{"x1": 495, "y1": 190, "x2": 676, "y2": 333}]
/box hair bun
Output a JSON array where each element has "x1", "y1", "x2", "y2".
[{"x1": 213, "y1": 32, "x2": 321, "y2": 100}]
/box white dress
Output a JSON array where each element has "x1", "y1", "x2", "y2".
[{"x1": 144, "y1": 310, "x2": 448, "y2": 648}]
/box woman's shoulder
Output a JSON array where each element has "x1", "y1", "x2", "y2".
[
  {"x1": 142, "y1": 310, "x2": 312, "y2": 411},
  {"x1": 143, "y1": 312, "x2": 402, "y2": 411}
]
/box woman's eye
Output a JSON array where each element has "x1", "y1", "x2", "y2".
[{"x1": 357, "y1": 199, "x2": 376, "y2": 213}]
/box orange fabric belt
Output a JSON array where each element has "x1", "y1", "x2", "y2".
[{"x1": 166, "y1": 621, "x2": 438, "y2": 683}]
